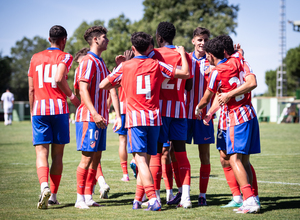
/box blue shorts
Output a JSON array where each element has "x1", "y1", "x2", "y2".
[
  {"x1": 32, "y1": 114, "x2": 69, "y2": 146},
  {"x1": 127, "y1": 126, "x2": 160, "y2": 155},
  {"x1": 216, "y1": 128, "x2": 227, "y2": 151},
  {"x1": 115, "y1": 114, "x2": 127, "y2": 135},
  {"x1": 163, "y1": 140, "x2": 170, "y2": 147},
  {"x1": 76, "y1": 122, "x2": 107, "y2": 152},
  {"x1": 226, "y1": 117, "x2": 261, "y2": 155},
  {"x1": 186, "y1": 119, "x2": 215, "y2": 145},
  {"x1": 158, "y1": 117, "x2": 187, "y2": 143}
]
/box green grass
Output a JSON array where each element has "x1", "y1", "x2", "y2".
[{"x1": 0, "y1": 121, "x2": 299, "y2": 219}]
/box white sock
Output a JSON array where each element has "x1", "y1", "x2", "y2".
[
  {"x1": 166, "y1": 189, "x2": 173, "y2": 198},
  {"x1": 149, "y1": 198, "x2": 157, "y2": 205},
  {"x1": 233, "y1": 195, "x2": 243, "y2": 203},
  {"x1": 245, "y1": 196, "x2": 256, "y2": 205},
  {"x1": 49, "y1": 193, "x2": 57, "y2": 202},
  {"x1": 181, "y1": 185, "x2": 190, "y2": 202},
  {"x1": 155, "y1": 190, "x2": 160, "y2": 202},
  {"x1": 178, "y1": 187, "x2": 182, "y2": 193},
  {"x1": 98, "y1": 176, "x2": 106, "y2": 188},
  {"x1": 8, "y1": 114, "x2": 12, "y2": 124},
  {"x1": 199, "y1": 193, "x2": 206, "y2": 199},
  {"x1": 142, "y1": 193, "x2": 147, "y2": 202},
  {"x1": 84, "y1": 194, "x2": 92, "y2": 202},
  {"x1": 123, "y1": 174, "x2": 129, "y2": 179},
  {"x1": 4, "y1": 114, "x2": 8, "y2": 125},
  {"x1": 40, "y1": 182, "x2": 48, "y2": 192},
  {"x1": 77, "y1": 193, "x2": 85, "y2": 202}
]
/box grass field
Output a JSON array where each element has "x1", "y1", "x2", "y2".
[{"x1": 0, "y1": 121, "x2": 299, "y2": 219}]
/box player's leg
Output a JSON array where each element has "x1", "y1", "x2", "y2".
[
  {"x1": 149, "y1": 142, "x2": 162, "y2": 202},
  {"x1": 198, "y1": 143, "x2": 210, "y2": 206},
  {"x1": 3, "y1": 112, "x2": 8, "y2": 125},
  {"x1": 119, "y1": 134, "x2": 129, "y2": 181},
  {"x1": 48, "y1": 143, "x2": 64, "y2": 205},
  {"x1": 8, "y1": 111, "x2": 12, "y2": 125},
  {"x1": 161, "y1": 142, "x2": 174, "y2": 202}
]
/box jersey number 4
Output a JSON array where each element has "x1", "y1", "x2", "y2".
[
  {"x1": 36, "y1": 64, "x2": 58, "y2": 88},
  {"x1": 136, "y1": 75, "x2": 151, "y2": 99}
]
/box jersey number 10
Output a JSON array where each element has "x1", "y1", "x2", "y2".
[{"x1": 36, "y1": 64, "x2": 58, "y2": 88}]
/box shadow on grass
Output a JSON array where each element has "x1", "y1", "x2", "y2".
[
  {"x1": 109, "y1": 192, "x2": 135, "y2": 199},
  {"x1": 256, "y1": 196, "x2": 300, "y2": 213}
]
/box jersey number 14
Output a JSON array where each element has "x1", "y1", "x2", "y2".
[{"x1": 36, "y1": 64, "x2": 58, "y2": 88}]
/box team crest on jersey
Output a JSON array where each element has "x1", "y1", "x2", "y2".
[{"x1": 90, "y1": 141, "x2": 96, "y2": 148}]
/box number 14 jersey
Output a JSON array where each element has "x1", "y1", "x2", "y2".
[{"x1": 28, "y1": 47, "x2": 73, "y2": 116}]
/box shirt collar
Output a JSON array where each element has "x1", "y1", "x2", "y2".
[
  {"x1": 217, "y1": 58, "x2": 227, "y2": 66},
  {"x1": 134, "y1": 55, "x2": 149, "y2": 59},
  {"x1": 47, "y1": 47, "x2": 60, "y2": 51},
  {"x1": 164, "y1": 45, "x2": 176, "y2": 49},
  {"x1": 192, "y1": 51, "x2": 206, "y2": 61},
  {"x1": 88, "y1": 51, "x2": 103, "y2": 61}
]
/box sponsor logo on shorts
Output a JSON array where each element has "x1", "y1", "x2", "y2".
[
  {"x1": 204, "y1": 137, "x2": 211, "y2": 141},
  {"x1": 90, "y1": 141, "x2": 96, "y2": 148}
]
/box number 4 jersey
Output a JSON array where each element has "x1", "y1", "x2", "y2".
[{"x1": 28, "y1": 47, "x2": 73, "y2": 116}]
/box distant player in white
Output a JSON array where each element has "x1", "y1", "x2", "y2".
[{"x1": 1, "y1": 88, "x2": 14, "y2": 125}]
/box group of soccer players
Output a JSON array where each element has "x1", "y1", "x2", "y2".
[{"x1": 28, "y1": 21, "x2": 261, "y2": 214}]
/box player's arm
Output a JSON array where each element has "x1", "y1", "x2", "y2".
[
  {"x1": 195, "y1": 89, "x2": 214, "y2": 119},
  {"x1": 55, "y1": 63, "x2": 80, "y2": 108},
  {"x1": 218, "y1": 74, "x2": 257, "y2": 105},
  {"x1": 203, "y1": 93, "x2": 221, "y2": 125},
  {"x1": 28, "y1": 76, "x2": 34, "y2": 117},
  {"x1": 174, "y1": 46, "x2": 190, "y2": 79},
  {"x1": 109, "y1": 88, "x2": 121, "y2": 132},
  {"x1": 80, "y1": 81, "x2": 107, "y2": 129}
]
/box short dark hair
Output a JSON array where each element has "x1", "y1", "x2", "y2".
[
  {"x1": 217, "y1": 35, "x2": 234, "y2": 55},
  {"x1": 203, "y1": 38, "x2": 224, "y2": 60},
  {"x1": 74, "y1": 47, "x2": 89, "y2": 63},
  {"x1": 193, "y1": 27, "x2": 210, "y2": 38},
  {"x1": 157, "y1": 22, "x2": 176, "y2": 43},
  {"x1": 131, "y1": 32, "x2": 151, "y2": 53},
  {"x1": 49, "y1": 25, "x2": 67, "y2": 43},
  {"x1": 84, "y1": 26, "x2": 107, "y2": 45}
]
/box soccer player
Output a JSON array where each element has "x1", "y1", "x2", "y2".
[
  {"x1": 28, "y1": 25, "x2": 80, "y2": 209},
  {"x1": 1, "y1": 88, "x2": 14, "y2": 125},
  {"x1": 185, "y1": 27, "x2": 213, "y2": 206},
  {"x1": 148, "y1": 21, "x2": 192, "y2": 208},
  {"x1": 196, "y1": 37, "x2": 260, "y2": 214},
  {"x1": 100, "y1": 32, "x2": 190, "y2": 211},
  {"x1": 74, "y1": 26, "x2": 121, "y2": 209},
  {"x1": 202, "y1": 35, "x2": 260, "y2": 208},
  {"x1": 73, "y1": 47, "x2": 89, "y2": 97}
]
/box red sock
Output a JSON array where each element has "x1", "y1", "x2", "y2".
[
  {"x1": 96, "y1": 163, "x2": 104, "y2": 180},
  {"x1": 149, "y1": 153, "x2": 162, "y2": 190},
  {"x1": 120, "y1": 161, "x2": 128, "y2": 175},
  {"x1": 84, "y1": 168, "x2": 97, "y2": 195},
  {"x1": 171, "y1": 161, "x2": 182, "y2": 188},
  {"x1": 144, "y1": 184, "x2": 156, "y2": 200},
  {"x1": 250, "y1": 165, "x2": 258, "y2": 196},
  {"x1": 134, "y1": 185, "x2": 145, "y2": 201},
  {"x1": 77, "y1": 167, "x2": 88, "y2": 195},
  {"x1": 223, "y1": 166, "x2": 241, "y2": 196},
  {"x1": 37, "y1": 166, "x2": 49, "y2": 184},
  {"x1": 174, "y1": 151, "x2": 191, "y2": 185},
  {"x1": 162, "y1": 163, "x2": 173, "y2": 190},
  {"x1": 50, "y1": 174, "x2": 61, "y2": 194},
  {"x1": 241, "y1": 184, "x2": 254, "y2": 200},
  {"x1": 199, "y1": 164, "x2": 211, "y2": 193}
]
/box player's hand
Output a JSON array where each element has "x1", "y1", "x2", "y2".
[
  {"x1": 70, "y1": 95, "x2": 80, "y2": 108},
  {"x1": 124, "y1": 50, "x2": 134, "y2": 61},
  {"x1": 218, "y1": 92, "x2": 230, "y2": 106},
  {"x1": 203, "y1": 113, "x2": 212, "y2": 126},
  {"x1": 113, "y1": 116, "x2": 122, "y2": 132},
  {"x1": 195, "y1": 106, "x2": 202, "y2": 120},
  {"x1": 93, "y1": 114, "x2": 107, "y2": 129},
  {"x1": 115, "y1": 55, "x2": 126, "y2": 66},
  {"x1": 175, "y1": 46, "x2": 185, "y2": 55}
]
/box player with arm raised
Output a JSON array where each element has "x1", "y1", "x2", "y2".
[
  {"x1": 196, "y1": 38, "x2": 260, "y2": 214},
  {"x1": 28, "y1": 25, "x2": 80, "y2": 209},
  {"x1": 100, "y1": 32, "x2": 189, "y2": 211}
]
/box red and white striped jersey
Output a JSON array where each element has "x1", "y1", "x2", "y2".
[
  {"x1": 118, "y1": 86, "x2": 126, "y2": 115},
  {"x1": 148, "y1": 46, "x2": 191, "y2": 119},
  {"x1": 28, "y1": 47, "x2": 73, "y2": 116},
  {"x1": 186, "y1": 52, "x2": 212, "y2": 120},
  {"x1": 75, "y1": 51, "x2": 110, "y2": 122},
  {"x1": 107, "y1": 55, "x2": 175, "y2": 128},
  {"x1": 73, "y1": 66, "x2": 81, "y2": 90},
  {"x1": 208, "y1": 57, "x2": 256, "y2": 127}
]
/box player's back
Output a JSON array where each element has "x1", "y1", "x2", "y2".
[
  {"x1": 150, "y1": 46, "x2": 188, "y2": 118},
  {"x1": 28, "y1": 48, "x2": 73, "y2": 116}
]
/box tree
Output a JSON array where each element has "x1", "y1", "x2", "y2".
[
  {"x1": 132, "y1": 0, "x2": 239, "y2": 51},
  {"x1": 0, "y1": 54, "x2": 12, "y2": 94},
  {"x1": 10, "y1": 36, "x2": 49, "y2": 100},
  {"x1": 265, "y1": 69, "x2": 276, "y2": 96}
]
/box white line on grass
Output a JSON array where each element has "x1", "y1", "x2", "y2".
[{"x1": 210, "y1": 177, "x2": 300, "y2": 186}]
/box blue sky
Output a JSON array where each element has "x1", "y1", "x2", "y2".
[{"x1": 0, "y1": 0, "x2": 299, "y2": 95}]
